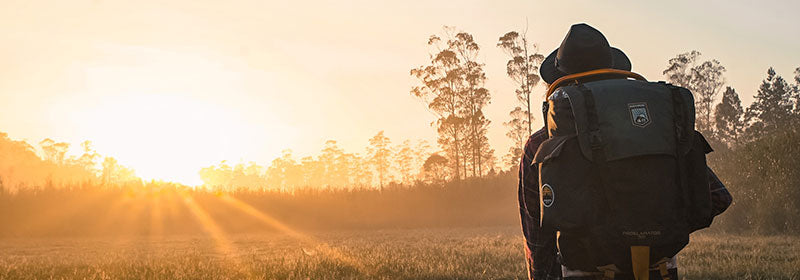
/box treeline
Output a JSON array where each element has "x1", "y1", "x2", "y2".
[
  {"x1": 198, "y1": 135, "x2": 436, "y2": 191},
  {"x1": 0, "y1": 130, "x2": 438, "y2": 192},
  {"x1": 0, "y1": 174, "x2": 518, "y2": 237},
  {"x1": 661, "y1": 51, "x2": 800, "y2": 234},
  {"x1": 0, "y1": 133, "x2": 138, "y2": 191}
]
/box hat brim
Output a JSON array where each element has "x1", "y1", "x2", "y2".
[{"x1": 540, "y1": 47, "x2": 631, "y2": 85}]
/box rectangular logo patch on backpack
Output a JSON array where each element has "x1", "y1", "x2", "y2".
[{"x1": 628, "y1": 102, "x2": 651, "y2": 127}]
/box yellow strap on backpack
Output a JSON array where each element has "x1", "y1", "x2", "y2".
[
  {"x1": 630, "y1": 246, "x2": 650, "y2": 280},
  {"x1": 545, "y1": 68, "x2": 648, "y2": 98}
]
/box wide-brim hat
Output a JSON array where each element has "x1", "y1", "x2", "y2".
[{"x1": 540, "y1": 23, "x2": 631, "y2": 84}]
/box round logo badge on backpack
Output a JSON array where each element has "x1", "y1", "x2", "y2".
[{"x1": 541, "y1": 184, "x2": 554, "y2": 207}]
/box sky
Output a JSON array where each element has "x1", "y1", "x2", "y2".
[{"x1": 0, "y1": 0, "x2": 798, "y2": 185}]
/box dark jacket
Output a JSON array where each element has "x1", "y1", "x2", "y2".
[{"x1": 518, "y1": 127, "x2": 733, "y2": 280}]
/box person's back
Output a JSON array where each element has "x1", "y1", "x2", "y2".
[{"x1": 517, "y1": 23, "x2": 733, "y2": 280}]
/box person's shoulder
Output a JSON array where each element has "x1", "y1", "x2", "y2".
[
  {"x1": 530, "y1": 127, "x2": 547, "y2": 141},
  {"x1": 525, "y1": 128, "x2": 548, "y2": 150}
]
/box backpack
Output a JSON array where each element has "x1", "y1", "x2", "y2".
[{"x1": 533, "y1": 69, "x2": 713, "y2": 279}]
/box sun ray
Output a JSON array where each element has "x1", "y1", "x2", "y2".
[
  {"x1": 179, "y1": 192, "x2": 253, "y2": 277},
  {"x1": 121, "y1": 191, "x2": 149, "y2": 235},
  {"x1": 148, "y1": 192, "x2": 164, "y2": 238},
  {"x1": 217, "y1": 195, "x2": 307, "y2": 241},
  {"x1": 217, "y1": 194, "x2": 370, "y2": 275}
]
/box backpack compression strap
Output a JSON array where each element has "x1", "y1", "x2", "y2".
[{"x1": 545, "y1": 68, "x2": 647, "y2": 98}]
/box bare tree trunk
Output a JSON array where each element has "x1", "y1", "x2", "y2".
[
  {"x1": 522, "y1": 34, "x2": 533, "y2": 136},
  {"x1": 453, "y1": 118, "x2": 461, "y2": 181}
]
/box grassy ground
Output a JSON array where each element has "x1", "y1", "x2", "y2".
[{"x1": 0, "y1": 227, "x2": 797, "y2": 279}]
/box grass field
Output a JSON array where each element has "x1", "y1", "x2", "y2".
[{"x1": 0, "y1": 227, "x2": 797, "y2": 280}]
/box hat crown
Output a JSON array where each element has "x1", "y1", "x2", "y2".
[
  {"x1": 555, "y1": 23, "x2": 613, "y2": 74},
  {"x1": 539, "y1": 23, "x2": 631, "y2": 84}
]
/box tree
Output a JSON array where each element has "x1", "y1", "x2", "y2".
[
  {"x1": 421, "y1": 154, "x2": 450, "y2": 186},
  {"x1": 708, "y1": 128, "x2": 800, "y2": 233},
  {"x1": 367, "y1": 131, "x2": 392, "y2": 190},
  {"x1": 411, "y1": 26, "x2": 492, "y2": 181},
  {"x1": 663, "y1": 51, "x2": 726, "y2": 135},
  {"x1": 714, "y1": 87, "x2": 745, "y2": 146},
  {"x1": 348, "y1": 153, "x2": 373, "y2": 188},
  {"x1": 466, "y1": 110, "x2": 495, "y2": 176},
  {"x1": 746, "y1": 67, "x2": 794, "y2": 137},
  {"x1": 319, "y1": 140, "x2": 347, "y2": 189},
  {"x1": 793, "y1": 67, "x2": 800, "y2": 115},
  {"x1": 497, "y1": 30, "x2": 545, "y2": 134},
  {"x1": 411, "y1": 32, "x2": 464, "y2": 181},
  {"x1": 663, "y1": 51, "x2": 700, "y2": 88},
  {"x1": 1, "y1": 132, "x2": 47, "y2": 189},
  {"x1": 300, "y1": 156, "x2": 324, "y2": 188},
  {"x1": 692, "y1": 60, "x2": 727, "y2": 134},
  {"x1": 76, "y1": 141, "x2": 100, "y2": 172},
  {"x1": 464, "y1": 110, "x2": 493, "y2": 178},
  {"x1": 498, "y1": 30, "x2": 544, "y2": 171},
  {"x1": 101, "y1": 157, "x2": 137, "y2": 185},
  {"x1": 199, "y1": 161, "x2": 232, "y2": 189},
  {"x1": 503, "y1": 107, "x2": 529, "y2": 169},
  {"x1": 412, "y1": 140, "x2": 432, "y2": 183},
  {"x1": 396, "y1": 140, "x2": 416, "y2": 185},
  {"x1": 201, "y1": 161, "x2": 268, "y2": 191},
  {"x1": 337, "y1": 152, "x2": 368, "y2": 188},
  {"x1": 228, "y1": 162, "x2": 267, "y2": 190},
  {"x1": 39, "y1": 138, "x2": 70, "y2": 165},
  {"x1": 452, "y1": 32, "x2": 493, "y2": 178}
]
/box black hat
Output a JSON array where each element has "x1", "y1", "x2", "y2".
[{"x1": 540, "y1": 23, "x2": 631, "y2": 84}]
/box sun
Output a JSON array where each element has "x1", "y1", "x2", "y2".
[
  {"x1": 52, "y1": 45, "x2": 294, "y2": 186},
  {"x1": 76, "y1": 93, "x2": 249, "y2": 185}
]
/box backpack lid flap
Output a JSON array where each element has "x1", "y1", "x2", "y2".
[{"x1": 562, "y1": 79, "x2": 694, "y2": 161}]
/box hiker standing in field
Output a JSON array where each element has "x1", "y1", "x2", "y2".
[{"x1": 518, "y1": 23, "x2": 732, "y2": 280}]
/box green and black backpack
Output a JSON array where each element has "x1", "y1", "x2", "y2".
[{"x1": 534, "y1": 69, "x2": 713, "y2": 279}]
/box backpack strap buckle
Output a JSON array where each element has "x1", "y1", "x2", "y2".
[
  {"x1": 596, "y1": 264, "x2": 618, "y2": 280},
  {"x1": 656, "y1": 259, "x2": 672, "y2": 280}
]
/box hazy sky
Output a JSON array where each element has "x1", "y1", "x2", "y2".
[{"x1": 1, "y1": 0, "x2": 798, "y2": 185}]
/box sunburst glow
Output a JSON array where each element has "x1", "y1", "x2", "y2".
[{"x1": 58, "y1": 47, "x2": 282, "y2": 185}]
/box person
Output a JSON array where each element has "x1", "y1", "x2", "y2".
[{"x1": 517, "y1": 23, "x2": 733, "y2": 280}]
